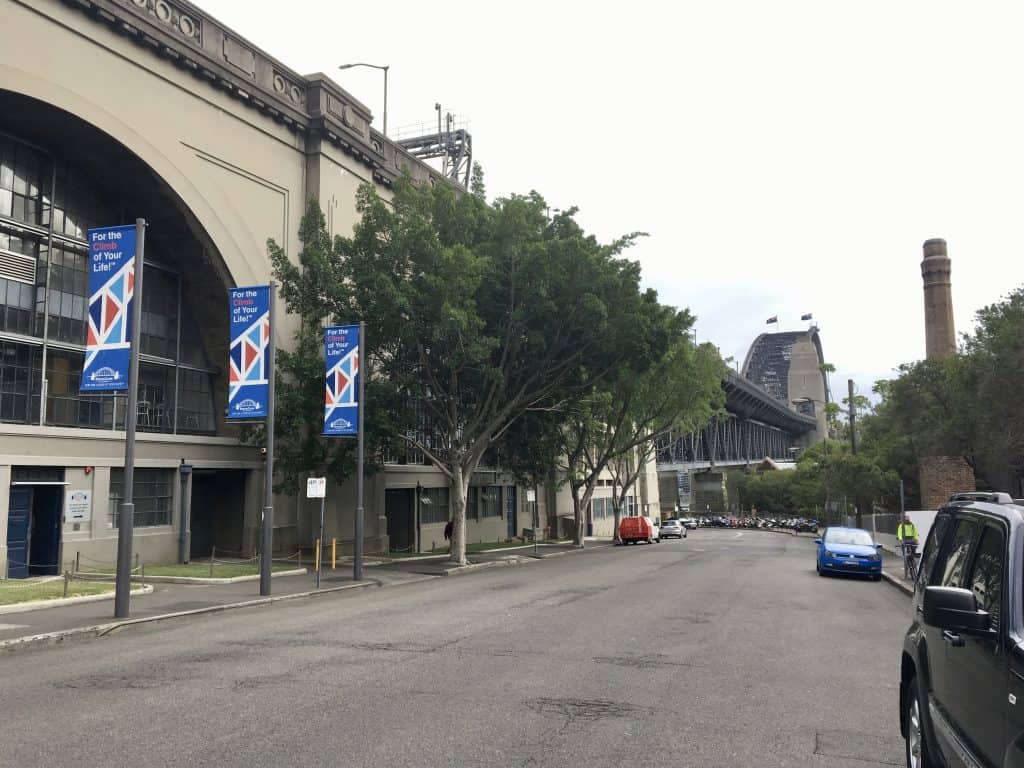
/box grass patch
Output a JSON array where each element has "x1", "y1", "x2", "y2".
[
  {"x1": 82, "y1": 562, "x2": 297, "y2": 579},
  {"x1": 0, "y1": 578, "x2": 115, "y2": 606}
]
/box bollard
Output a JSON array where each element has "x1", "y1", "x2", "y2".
[
  {"x1": 332, "y1": 538, "x2": 336, "y2": 570},
  {"x1": 75, "y1": 551, "x2": 80, "y2": 574},
  {"x1": 315, "y1": 538, "x2": 321, "y2": 573},
  {"x1": 210, "y1": 545, "x2": 216, "y2": 578},
  {"x1": 63, "y1": 571, "x2": 69, "y2": 598},
  {"x1": 141, "y1": 562, "x2": 145, "y2": 588}
]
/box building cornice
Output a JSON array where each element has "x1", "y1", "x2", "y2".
[{"x1": 59, "y1": 0, "x2": 446, "y2": 188}]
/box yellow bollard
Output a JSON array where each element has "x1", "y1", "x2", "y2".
[
  {"x1": 332, "y1": 538, "x2": 336, "y2": 570},
  {"x1": 315, "y1": 538, "x2": 321, "y2": 573}
]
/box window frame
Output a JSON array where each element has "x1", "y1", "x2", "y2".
[{"x1": 963, "y1": 519, "x2": 1007, "y2": 638}]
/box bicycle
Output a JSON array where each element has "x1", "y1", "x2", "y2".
[{"x1": 899, "y1": 539, "x2": 919, "y2": 582}]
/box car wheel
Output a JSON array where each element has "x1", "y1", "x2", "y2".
[{"x1": 905, "y1": 677, "x2": 937, "y2": 768}]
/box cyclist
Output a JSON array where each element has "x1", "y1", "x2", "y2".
[{"x1": 897, "y1": 514, "x2": 919, "y2": 579}]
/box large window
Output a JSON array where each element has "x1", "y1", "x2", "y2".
[
  {"x1": 421, "y1": 487, "x2": 449, "y2": 525},
  {"x1": 480, "y1": 486, "x2": 502, "y2": 517},
  {"x1": 0, "y1": 133, "x2": 221, "y2": 434},
  {"x1": 109, "y1": 468, "x2": 173, "y2": 528}
]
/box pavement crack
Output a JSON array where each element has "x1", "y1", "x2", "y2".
[
  {"x1": 592, "y1": 653, "x2": 701, "y2": 669},
  {"x1": 524, "y1": 696, "x2": 655, "y2": 733}
]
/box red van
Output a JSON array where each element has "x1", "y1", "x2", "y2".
[{"x1": 619, "y1": 516, "x2": 661, "y2": 545}]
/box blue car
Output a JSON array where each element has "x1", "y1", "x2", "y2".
[{"x1": 815, "y1": 526, "x2": 883, "y2": 580}]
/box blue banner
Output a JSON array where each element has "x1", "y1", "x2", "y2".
[
  {"x1": 324, "y1": 325, "x2": 359, "y2": 436},
  {"x1": 228, "y1": 285, "x2": 270, "y2": 419},
  {"x1": 82, "y1": 225, "x2": 136, "y2": 392}
]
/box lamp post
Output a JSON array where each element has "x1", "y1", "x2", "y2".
[{"x1": 337, "y1": 62, "x2": 389, "y2": 138}]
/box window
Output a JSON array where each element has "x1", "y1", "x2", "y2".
[
  {"x1": 967, "y1": 525, "x2": 1004, "y2": 633},
  {"x1": 45, "y1": 243, "x2": 88, "y2": 344},
  {"x1": 420, "y1": 487, "x2": 449, "y2": 525},
  {"x1": 938, "y1": 517, "x2": 978, "y2": 588},
  {"x1": 626, "y1": 496, "x2": 636, "y2": 516},
  {"x1": 109, "y1": 468, "x2": 173, "y2": 527},
  {"x1": 480, "y1": 486, "x2": 502, "y2": 517},
  {"x1": 45, "y1": 349, "x2": 107, "y2": 428},
  {"x1": 466, "y1": 486, "x2": 479, "y2": 519},
  {"x1": 504, "y1": 486, "x2": 516, "y2": 520},
  {"x1": 919, "y1": 514, "x2": 953, "y2": 587},
  {"x1": 0, "y1": 340, "x2": 40, "y2": 423}
]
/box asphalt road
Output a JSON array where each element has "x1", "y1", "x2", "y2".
[{"x1": 0, "y1": 530, "x2": 909, "y2": 768}]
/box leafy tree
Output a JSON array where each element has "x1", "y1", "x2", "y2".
[
  {"x1": 253, "y1": 201, "x2": 399, "y2": 495},
  {"x1": 330, "y1": 178, "x2": 652, "y2": 565}
]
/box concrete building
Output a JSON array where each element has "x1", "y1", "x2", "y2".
[{"x1": 0, "y1": 0, "x2": 538, "y2": 576}]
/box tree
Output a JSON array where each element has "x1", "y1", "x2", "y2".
[
  {"x1": 331, "y1": 178, "x2": 653, "y2": 565},
  {"x1": 255, "y1": 201, "x2": 400, "y2": 495},
  {"x1": 593, "y1": 340, "x2": 725, "y2": 544}
]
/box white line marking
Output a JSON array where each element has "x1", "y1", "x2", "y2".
[
  {"x1": 0, "y1": 623, "x2": 29, "y2": 631},
  {"x1": 734, "y1": 532, "x2": 744, "y2": 539}
]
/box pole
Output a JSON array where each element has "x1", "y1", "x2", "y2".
[
  {"x1": 382, "y1": 66, "x2": 389, "y2": 138},
  {"x1": 353, "y1": 321, "x2": 365, "y2": 581},
  {"x1": 114, "y1": 218, "x2": 146, "y2": 619},
  {"x1": 317, "y1": 495, "x2": 325, "y2": 589},
  {"x1": 259, "y1": 282, "x2": 277, "y2": 596},
  {"x1": 847, "y1": 379, "x2": 857, "y2": 455}
]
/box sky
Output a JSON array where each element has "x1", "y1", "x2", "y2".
[{"x1": 199, "y1": 0, "x2": 1024, "y2": 403}]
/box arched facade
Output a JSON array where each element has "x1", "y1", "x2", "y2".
[{"x1": 0, "y1": 0, "x2": 452, "y2": 576}]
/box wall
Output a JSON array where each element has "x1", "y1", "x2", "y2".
[{"x1": 919, "y1": 456, "x2": 976, "y2": 510}]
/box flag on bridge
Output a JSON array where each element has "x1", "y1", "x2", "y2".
[
  {"x1": 801, "y1": 313, "x2": 813, "y2": 321},
  {"x1": 766, "y1": 316, "x2": 778, "y2": 324}
]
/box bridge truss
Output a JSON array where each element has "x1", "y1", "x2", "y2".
[{"x1": 656, "y1": 415, "x2": 795, "y2": 470}]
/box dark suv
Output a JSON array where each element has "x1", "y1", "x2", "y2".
[{"x1": 899, "y1": 492, "x2": 1024, "y2": 767}]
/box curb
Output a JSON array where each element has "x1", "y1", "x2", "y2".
[
  {"x1": 0, "y1": 580, "x2": 378, "y2": 653},
  {"x1": 882, "y1": 571, "x2": 913, "y2": 596},
  {"x1": 0, "y1": 585, "x2": 154, "y2": 615},
  {"x1": 441, "y1": 541, "x2": 611, "y2": 575}
]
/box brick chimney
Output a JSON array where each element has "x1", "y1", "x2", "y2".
[{"x1": 921, "y1": 238, "x2": 956, "y2": 358}]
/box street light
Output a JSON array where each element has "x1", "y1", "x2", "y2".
[{"x1": 337, "y1": 62, "x2": 389, "y2": 138}]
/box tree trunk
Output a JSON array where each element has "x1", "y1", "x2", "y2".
[
  {"x1": 450, "y1": 464, "x2": 469, "y2": 566},
  {"x1": 612, "y1": 501, "x2": 622, "y2": 544},
  {"x1": 570, "y1": 482, "x2": 585, "y2": 548}
]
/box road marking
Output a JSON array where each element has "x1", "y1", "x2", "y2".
[
  {"x1": 0, "y1": 623, "x2": 29, "y2": 631},
  {"x1": 693, "y1": 548, "x2": 706, "y2": 552},
  {"x1": 734, "y1": 532, "x2": 744, "y2": 539}
]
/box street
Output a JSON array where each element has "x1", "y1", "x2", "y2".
[{"x1": 0, "y1": 530, "x2": 907, "y2": 767}]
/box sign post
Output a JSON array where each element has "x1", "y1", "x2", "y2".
[
  {"x1": 227, "y1": 284, "x2": 274, "y2": 595},
  {"x1": 307, "y1": 477, "x2": 326, "y2": 589},
  {"x1": 83, "y1": 220, "x2": 145, "y2": 619},
  {"x1": 323, "y1": 323, "x2": 364, "y2": 581}
]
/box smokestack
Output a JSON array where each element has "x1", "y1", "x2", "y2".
[{"x1": 921, "y1": 238, "x2": 956, "y2": 358}]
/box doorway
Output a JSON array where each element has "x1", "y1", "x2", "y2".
[
  {"x1": 6, "y1": 484, "x2": 63, "y2": 578},
  {"x1": 189, "y1": 469, "x2": 246, "y2": 559},
  {"x1": 386, "y1": 488, "x2": 415, "y2": 553}
]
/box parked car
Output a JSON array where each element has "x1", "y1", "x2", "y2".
[
  {"x1": 681, "y1": 518, "x2": 698, "y2": 530},
  {"x1": 619, "y1": 515, "x2": 660, "y2": 545},
  {"x1": 814, "y1": 527, "x2": 882, "y2": 580},
  {"x1": 660, "y1": 519, "x2": 687, "y2": 539},
  {"x1": 900, "y1": 492, "x2": 1024, "y2": 768}
]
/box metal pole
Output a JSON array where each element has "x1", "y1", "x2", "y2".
[
  {"x1": 114, "y1": 218, "x2": 146, "y2": 619},
  {"x1": 354, "y1": 321, "x2": 365, "y2": 581},
  {"x1": 847, "y1": 379, "x2": 857, "y2": 455},
  {"x1": 259, "y1": 282, "x2": 277, "y2": 596},
  {"x1": 317, "y1": 495, "x2": 324, "y2": 590},
  {"x1": 382, "y1": 66, "x2": 389, "y2": 138}
]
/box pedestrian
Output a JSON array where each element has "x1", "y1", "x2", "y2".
[{"x1": 444, "y1": 519, "x2": 453, "y2": 548}]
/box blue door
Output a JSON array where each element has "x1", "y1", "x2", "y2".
[
  {"x1": 6, "y1": 487, "x2": 31, "y2": 579},
  {"x1": 29, "y1": 487, "x2": 62, "y2": 576}
]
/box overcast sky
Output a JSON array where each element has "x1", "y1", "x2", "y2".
[{"x1": 199, "y1": 0, "x2": 1024, "y2": 403}]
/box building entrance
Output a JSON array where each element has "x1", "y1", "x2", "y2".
[
  {"x1": 6, "y1": 481, "x2": 64, "y2": 578},
  {"x1": 189, "y1": 469, "x2": 247, "y2": 559},
  {"x1": 386, "y1": 488, "x2": 415, "y2": 554}
]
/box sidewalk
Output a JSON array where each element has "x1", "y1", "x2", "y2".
[
  {"x1": 880, "y1": 546, "x2": 916, "y2": 596},
  {"x1": 0, "y1": 540, "x2": 614, "y2": 651},
  {"x1": 0, "y1": 568, "x2": 374, "y2": 651}
]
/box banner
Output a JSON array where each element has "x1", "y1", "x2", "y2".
[
  {"x1": 82, "y1": 225, "x2": 136, "y2": 391},
  {"x1": 228, "y1": 285, "x2": 270, "y2": 419},
  {"x1": 323, "y1": 325, "x2": 359, "y2": 436}
]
